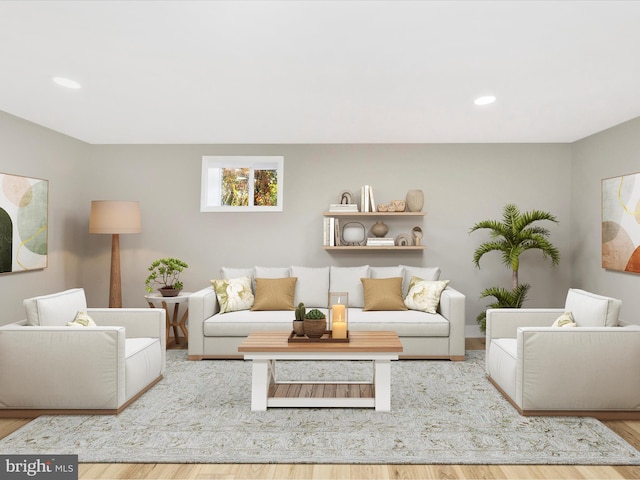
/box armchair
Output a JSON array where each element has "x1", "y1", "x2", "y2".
[
  {"x1": 0, "y1": 288, "x2": 166, "y2": 417},
  {"x1": 485, "y1": 288, "x2": 640, "y2": 419}
]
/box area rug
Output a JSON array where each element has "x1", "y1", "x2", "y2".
[{"x1": 1, "y1": 350, "x2": 639, "y2": 465}]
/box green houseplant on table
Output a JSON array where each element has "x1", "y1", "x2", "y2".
[
  {"x1": 470, "y1": 203, "x2": 560, "y2": 333},
  {"x1": 303, "y1": 308, "x2": 327, "y2": 338},
  {"x1": 145, "y1": 257, "x2": 189, "y2": 297},
  {"x1": 293, "y1": 302, "x2": 306, "y2": 336}
]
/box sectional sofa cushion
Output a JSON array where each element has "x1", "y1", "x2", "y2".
[
  {"x1": 24, "y1": 288, "x2": 87, "y2": 327},
  {"x1": 564, "y1": 288, "x2": 621, "y2": 327},
  {"x1": 361, "y1": 277, "x2": 407, "y2": 311},
  {"x1": 212, "y1": 277, "x2": 254, "y2": 313},
  {"x1": 290, "y1": 266, "x2": 330, "y2": 308},
  {"x1": 221, "y1": 267, "x2": 253, "y2": 280},
  {"x1": 254, "y1": 266, "x2": 291, "y2": 278},
  {"x1": 370, "y1": 266, "x2": 404, "y2": 279},
  {"x1": 400, "y1": 265, "x2": 441, "y2": 296},
  {"x1": 252, "y1": 277, "x2": 297, "y2": 311},
  {"x1": 329, "y1": 265, "x2": 369, "y2": 308}
]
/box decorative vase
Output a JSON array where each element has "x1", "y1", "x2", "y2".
[
  {"x1": 406, "y1": 189, "x2": 424, "y2": 212},
  {"x1": 159, "y1": 287, "x2": 181, "y2": 297},
  {"x1": 303, "y1": 318, "x2": 327, "y2": 338},
  {"x1": 292, "y1": 320, "x2": 305, "y2": 337},
  {"x1": 370, "y1": 221, "x2": 389, "y2": 238}
]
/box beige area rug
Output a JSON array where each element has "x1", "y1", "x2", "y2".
[{"x1": 1, "y1": 350, "x2": 639, "y2": 465}]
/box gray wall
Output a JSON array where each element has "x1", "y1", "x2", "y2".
[
  {"x1": 16, "y1": 107, "x2": 640, "y2": 332},
  {"x1": 571, "y1": 116, "x2": 640, "y2": 323},
  {"x1": 0, "y1": 111, "x2": 90, "y2": 322}
]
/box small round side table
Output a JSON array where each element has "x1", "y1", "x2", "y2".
[{"x1": 145, "y1": 292, "x2": 192, "y2": 346}]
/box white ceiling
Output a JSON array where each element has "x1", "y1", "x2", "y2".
[{"x1": 1, "y1": 1, "x2": 640, "y2": 144}]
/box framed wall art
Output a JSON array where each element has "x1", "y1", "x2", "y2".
[
  {"x1": 602, "y1": 172, "x2": 640, "y2": 273},
  {"x1": 0, "y1": 172, "x2": 48, "y2": 273}
]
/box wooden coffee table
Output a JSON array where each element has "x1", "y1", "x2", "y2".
[{"x1": 238, "y1": 330, "x2": 403, "y2": 411}]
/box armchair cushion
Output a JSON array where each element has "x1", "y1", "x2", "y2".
[
  {"x1": 565, "y1": 288, "x2": 621, "y2": 327},
  {"x1": 24, "y1": 288, "x2": 87, "y2": 326}
]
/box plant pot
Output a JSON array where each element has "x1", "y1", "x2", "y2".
[
  {"x1": 292, "y1": 320, "x2": 305, "y2": 337},
  {"x1": 303, "y1": 318, "x2": 327, "y2": 338},
  {"x1": 159, "y1": 287, "x2": 181, "y2": 297}
]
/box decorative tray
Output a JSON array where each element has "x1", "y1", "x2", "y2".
[{"x1": 288, "y1": 330, "x2": 350, "y2": 343}]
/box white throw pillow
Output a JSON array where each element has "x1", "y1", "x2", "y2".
[
  {"x1": 67, "y1": 311, "x2": 97, "y2": 327},
  {"x1": 404, "y1": 277, "x2": 450, "y2": 314},
  {"x1": 551, "y1": 311, "x2": 576, "y2": 328},
  {"x1": 211, "y1": 277, "x2": 255, "y2": 314},
  {"x1": 24, "y1": 288, "x2": 87, "y2": 326},
  {"x1": 564, "y1": 288, "x2": 621, "y2": 327},
  {"x1": 400, "y1": 265, "x2": 441, "y2": 297},
  {"x1": 329, "y1": 265, "x2": 369, "y2": 308},
  {"x1": 290, "y1": 266, "x2": 330, "y2": 308}
]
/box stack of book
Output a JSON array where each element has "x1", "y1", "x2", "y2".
[
  {"x1": 323, "y1": 217, "x2": 341, "y2": 246},
  {"x1": 329, "y1": 203, "x2": 359, "y2": 212},
  {"x1": 366, "y1": 237, "x2": 395, "y2": 246},
  {"x1": 360, "y1": 185, "x2": 377, "y2": 212}
]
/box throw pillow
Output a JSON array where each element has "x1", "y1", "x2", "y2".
[
  {"x1": 552, "y1": 311, "x2": 577, "y2": 328},
  {"x1": 211, "y1": 277, "x2": 254, "y2": 314},
  {"x1": 361, "y1": 277, "x2": 407, "y2": 311},
  {"x1": 252, "y1": 277, "x2": 297, "y2": 311},
  {"x1": 66, "y1": 311, "x2": 97, "y2": 327},
  {"x1": 404, "y1": 277, "x2": 450, "y2": 314}
]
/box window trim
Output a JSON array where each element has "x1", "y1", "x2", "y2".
[{"x1": 200, "y1": 156, "x2": 284, "y2": 212}]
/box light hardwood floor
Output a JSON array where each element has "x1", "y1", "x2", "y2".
[{"x1": 1, "y1": 338, "x2": 639, "y2": 480}]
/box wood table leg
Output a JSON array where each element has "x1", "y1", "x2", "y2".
[{"x1": 178, "y1": 308, "x2": 189, "y2": 344}]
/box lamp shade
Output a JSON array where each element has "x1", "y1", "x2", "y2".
[{"x1": 89, "y1": 201, "x2": 141, "y2": 234}]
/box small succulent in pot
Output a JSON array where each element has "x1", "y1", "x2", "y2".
[
  {"x1": 303, "y1": 308, "x2": 327, "y2": 338},
  {"x1": 293, "y1": 302, "x2": 306, "y2": 336}
]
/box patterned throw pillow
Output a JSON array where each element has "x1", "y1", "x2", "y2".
[
  {"x1": 552, "y1": 311, "x2": 577, "y2": 328},
  {"x1": 211, "y1": 277, "x2": 255, "y2": 314},
  {"x1": 404, "y1": 276, "x2": 450, "y2": 314},
  {"x1": 66, "y1": 311, "x2": 97, "y2": 327}
]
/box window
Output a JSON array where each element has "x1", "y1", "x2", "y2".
[{"x1": 200, "y1": 156, "x2": 284, "y2": 212}]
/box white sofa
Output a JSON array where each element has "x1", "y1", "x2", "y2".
[
  {"x1": 485, "y1": 288, "x2": 640, "y2": 419},
  {"x1": 188, "y1": 265, "x2": 466, "y2": 360},
  {"x1": 0, "y1": 288, "x2": 166, "y2": 417}
]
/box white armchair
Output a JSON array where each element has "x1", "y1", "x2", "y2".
[
  {"x1": 485, "y1": 288, "x2": 640, "y2": 419},
  {"x1": 0, "y1": 288, "x2": 166, "y2": 417}
]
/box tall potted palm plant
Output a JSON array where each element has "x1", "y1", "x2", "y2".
[{"x1": 470, "y1": 203, "x2": 560, "y2": 332}]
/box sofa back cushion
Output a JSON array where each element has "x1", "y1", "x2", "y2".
[
  {"x1": 290, "y1": 266, "x2": 330, "y2": 308},
  {"x1": 399, "y1": 265, "x2": 441, "y2": 297},
  {"x1": 370, "y1": 266, "x2": 404, "y2": 279},
  {"x1": 564, "y1": 288, "x2": 621, "y2": 327},
  {"x1": 24, "y1": 288, "x2": 87, "y2": 326},
  {"x1": 330, "y1": 265, "x2": 369, "y2": 308}
]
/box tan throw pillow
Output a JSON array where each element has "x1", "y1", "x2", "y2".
[
  {"x1": 66, "y1": 311, "x2": 97, "y2": 327},
  {"x1": 361, "y1": 277, "x2": 407, "y2": 311},
  {"x1": 211, "y1": 276, "x2": 254, "y2": 314},
  {"x1": 404, "y1": 276, "x2": 450, "y2": 314},
  {"x1": 552, "y1": 311, "x2": 577, "y2": 328},
  {"x1": 251, "y1": 277, "x2": 297, "y2": 311}
]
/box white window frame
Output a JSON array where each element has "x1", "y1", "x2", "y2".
[{"x1": 200, "y1": 156, "x2": 284, "y2": 212}]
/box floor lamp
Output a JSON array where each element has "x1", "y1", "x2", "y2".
[{"x1": 89, "y1": 200, "x2": 142, "y2": 308}]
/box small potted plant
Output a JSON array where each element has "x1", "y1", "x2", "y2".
[
  {"x1": 304, "y1": 308, "x2": 327, "y2": 338},
  {"x1": 145, "y1": 257, "x2": 189, "y2": 297},
  {"x1": 293, "y1": 302, "x2": 306, "y2": 336}
]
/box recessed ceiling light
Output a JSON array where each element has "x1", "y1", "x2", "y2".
[
  {"x1": 52, "y1": 77, "x2": 82, "y2": 89},
  {"x1": 474, "y1": 95, "x2": 496, "y2": 106}
]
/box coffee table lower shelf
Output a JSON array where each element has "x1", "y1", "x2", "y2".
[{"x1": 268, "y1": 382, "x2": 375, "y2": 408}]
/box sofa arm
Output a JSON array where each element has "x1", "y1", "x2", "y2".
[
  {"x1": 515, "y1": 327, "x2": 640, "y2": 410},
  {"x1": 438, "y1": 287, "x2": 466, "y2": 359},
  {"x1": 88, "y1": 308, "x2": 165, "y2": 339},
  {"x1": 486, "y1": 308, "x2": 562, "y2": 342},
  {"x1": 188, "y1": 286, "x2": 219, "y2": 357},
  {"x1": 0, "y1": 326, "x2": 126, "y2": 409}
]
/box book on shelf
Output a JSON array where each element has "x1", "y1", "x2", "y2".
[
  {"x1": 366, "y1": 237, "x2": 395, "y2": 246},
  {"x1": 360, "y1": 185, "x2": 377, "y2": 212},
  {"x1": 323, "y1": 217, "x2": 342, "y2": 246},
  {"x1": 329, "y1": 203, "x2": 359, "y2": 212}
]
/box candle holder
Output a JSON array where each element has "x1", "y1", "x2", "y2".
[{"x1": 328, "y1": 291, "x2": 349, "y2": 340}]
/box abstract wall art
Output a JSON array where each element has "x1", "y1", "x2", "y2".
[
  {"x1": 0, "y1": 173, "x2": 48, "y2": 274},
  {"x1": 602, "y1": 172, "x2": 640, "y2": 273}
]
